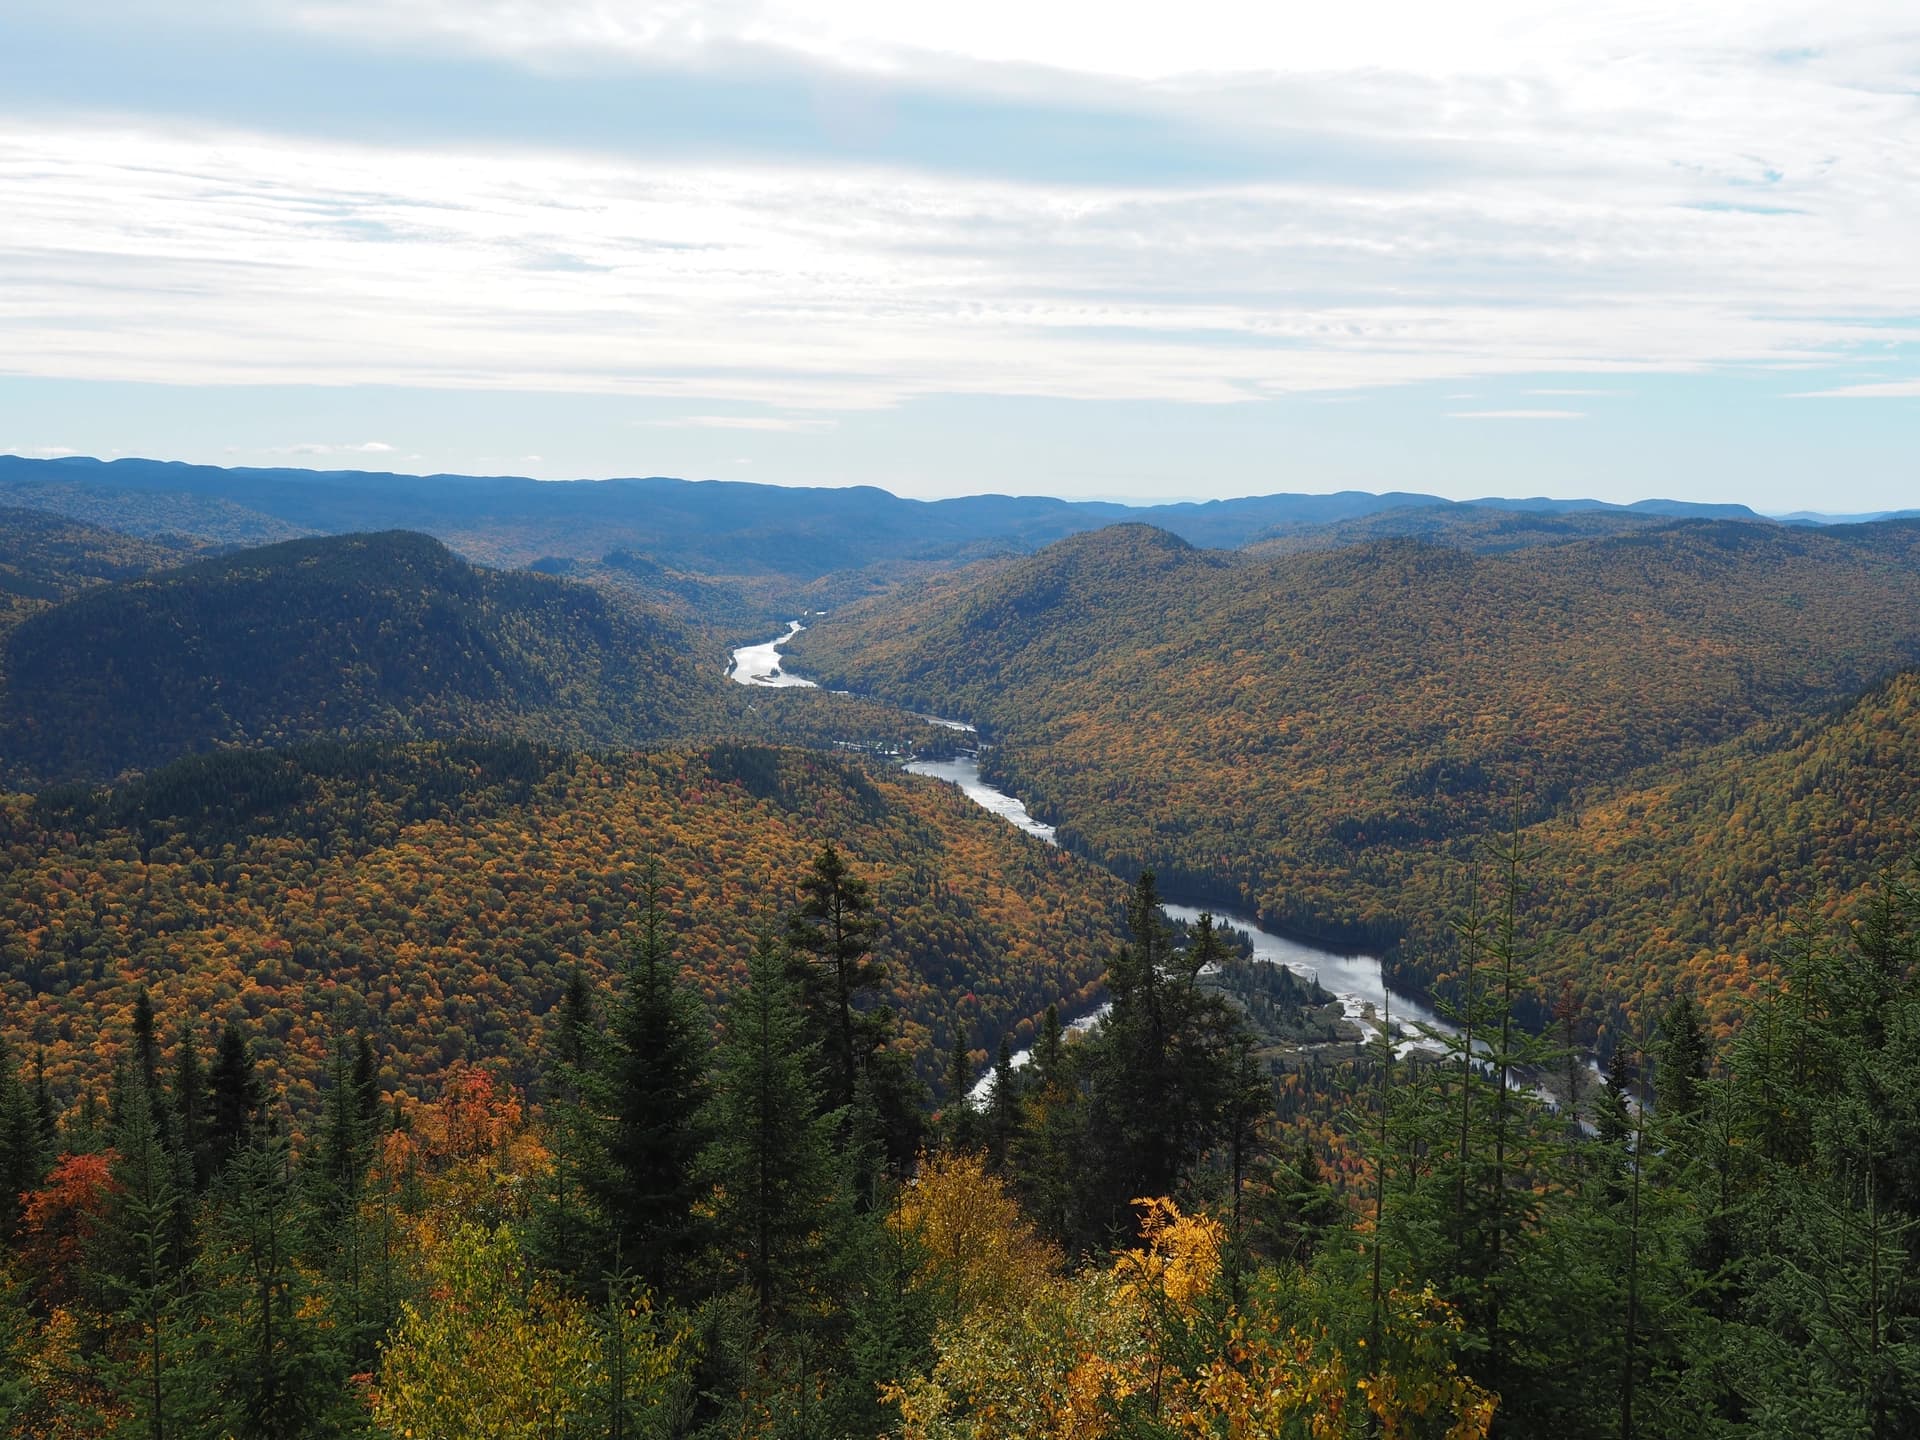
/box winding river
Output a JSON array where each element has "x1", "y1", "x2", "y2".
[
  {"x1": 726, "y1": 621, "x2": 818, "y2": 688},
  {"x1": 901, "y1": 755, "x2": 1457, "y2": 1100},
  {"x1": 729, "y1": 625, "x2": 1476, "y2": 1101}
]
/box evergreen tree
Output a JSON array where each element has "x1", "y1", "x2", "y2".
[
  {"x1": 31, "y1": 1048, "x2": 58, "y2": 1160},
  {"x1": 202, "y1": 1130, "x2": 350, "y2": 1439},
  {"x1": 0, "y1": 1040, "x2": 49, "y2": 1244},
  {"x1": 130, "y1": 989, "x2": 161, "y2": 1097},
  {"x1": 1655, "y1": 994, "x2": 1709, "y2": 1119},
  {"x1": 589, "y1": 864, "x2": 711, "y2": 1300},
  {"x1": 101, "y1": 1068, "x2": 201, "y2": 1440},
  {"x1": 310, "y1": 1032, "x2": 375, "y2": 1238},
  {"x1": 786, "y1": 842, "x2": 926, "y2": 1171},
  {"x1": 939, "y1": 1023, "x2": 982, "y2": 1154},
  {"x1": 206, "y1": 1021, "x2": 262, "y2": 1178},
  {"x1": 786, "y1": 840, "x2": 881, "y2": 1114},
  {"x1": 533, "y1": 963, "x2": 605, "y2": 1282},
  {"x1": 698, "y1": 933, "x2": 842, "y2": 1329},
  {"x1": 170, "y1": 1027, "x2": 209, "y2": 1191},
  {"x1": 984, "y1": 1036, "x2": 1020, "y2": 1171}
]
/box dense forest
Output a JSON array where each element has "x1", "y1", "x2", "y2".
[
  {"x1": 4, "y1": 838, "x2": 1916, "y2": 1437},
  {"x1": 0, "y1": 530, "x2": 974, "y2": 789},
  {"x1": 6, "y1": 479, "x2": 1920, "y2": 1435},
  {"x1": 0, "y1": 510, "x2": 201, "y2": 634},
  {"x1": 0, "y1": 739, "x2": 1128, "y2": 1112},
  {"x1": 792, "y1": 519, "x2": 1920, "y2": 1010}
]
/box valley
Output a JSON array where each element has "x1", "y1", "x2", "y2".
[{"x1": 3, "y1": 463, "x2": 1918, "y2": 1438}]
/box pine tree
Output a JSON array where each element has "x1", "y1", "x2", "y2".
[
  {"x1": 170, "y1": 1027, "x2": 209, "y2": 1191},
  {"x1": 206, "y1": 1021, "x2": 262, "y2": 1177},
  {"x1": 786, "y1": 841, "x2": 881, "y2": 1114},
  {"x1": 590, "y1": 864, "x2": 711, "y2": 1300},
  {"x1": 698, "y1": 933, "x2": 842, "y2": 1329}
]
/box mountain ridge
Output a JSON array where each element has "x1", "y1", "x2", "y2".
[{"x1": 2, "y1": 454, "x2": 1799, "y2": 580}]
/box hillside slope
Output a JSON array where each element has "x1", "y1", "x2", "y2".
[
  {"x1": 1406, "y1": 668, "x2": 1920, "y2": 1052},
  {"x1": 790, "y1": 518, "x2": 1920, "y2": 951},
  {"x1": 0, "y1": 530, "x2": 713, "y2": 785},
  {"x1": 1, "y1": 739, "x2": 1126, "y2": 1112},
  {"x1": 0, "y1": 506, "x2": 202, "y2": 630}
]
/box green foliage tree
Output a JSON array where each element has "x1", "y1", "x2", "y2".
[
  {"x1": 588, "y1": 864, "x2": 712, "y2": 1302},
  {"x1": 200, "y1": 1131, "x2": 352, "y2": 1439},
  {"x1": 698, "y1": 932, "x2": 843, "y2": 1330}
]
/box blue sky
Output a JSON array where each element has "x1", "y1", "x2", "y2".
[{"x1": 1, "y1": 1, "x2": 1916, "y2": 510}]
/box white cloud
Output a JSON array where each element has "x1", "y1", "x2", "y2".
[
  {"x1": 3, "y1": 0, "x2": 1919, "y2": 419},
  {"x1": 271, "y1": 1, "x2": 1914, "y2": 88},
  {"x1": 1788, "y1": 379, "x2": 1920, "y2": 398},
  {"x1": 1448, "y1": 409, "x2": 1586, "y2": 420}
]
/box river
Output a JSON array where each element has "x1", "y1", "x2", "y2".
[
  {"x1": 726, "y1": 620, "x2": 818, "y2": 688},
  {"x1": 733, "y1": 627, "x2": 1494, "y2": 1103},
  {"x1": 903, "y1": 754, "x2": 1459, "y2": 1102}
]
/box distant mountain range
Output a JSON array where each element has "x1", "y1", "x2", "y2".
[{"x1": 5, "y1": 454, "x2": 1899, "y2": 586}]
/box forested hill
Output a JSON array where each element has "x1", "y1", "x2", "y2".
[
  {"x1": 1411, "y1": 665, "x2": 1920, "y2": 1051},
  {"x1": 4, "y1": 452, "x2": 1783, "y2": 578},
  {"x1": 0, "y1": 738, "x2": 1126, "y2": 1113},
  {"x1": 0, "y1": 507, "x2": 202, "y2": 631},
  {"x1": 789, "y1": 517, "x2": 1920, "y2": 951},
  {"x1": 0, "y1": 530, "x2": 714, "y2": 786}
]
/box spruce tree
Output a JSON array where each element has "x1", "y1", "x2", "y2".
[
  {"x1": 940, "y1": 1022, "x2": 982, "y2": 1154},
  {"x1": 0, "y1": 1041, "x2": 48, "y2": 1243},
  {"x1": 101, "y1": 1067, "x2": 201, "y2": 1440},
  {"x1": 786, "y1": 841, "x2": 881, "y2": 1114},
  {"x1": 1654, "y1": 994, "x2": 1709, "y2": 1119},
  {"x1": 698, "y1": 932, "x2": 842, "y2": 1329},
  {"x1": 590, "y1": 864, "x2": 711, "y2": 1300},
  {"x1": 206, "y1": 1021, "x2": 262, "y2": 1177},
  {"x1": 203, "y1": 1130, "x2": 349, "y2": 1439},
  {"x1": 534, "y1": 964, "x2": 605, "y2": 1282},
  {"x1": 984, "y1": 1036, "x2": 1019, "y2": 1171},
  {"x1": 170, "y1": 1026, "x2": 209, "y2": 1191}
]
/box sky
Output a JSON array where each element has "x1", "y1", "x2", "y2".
[{"x1": 0, "y1": 1, "x2": 1916, "y2": 511}]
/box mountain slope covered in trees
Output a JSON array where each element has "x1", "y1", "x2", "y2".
[
  {"x1": 0, "y1": 508, "x2": 202, "y2": 633},
  {"x1": 1396, "y1": 666, "x2": 1920, "y2": 1052},
  {"x1": 3, "y1": 453, "x2": 1785, "y2": 579},
  {"x1": 0, "y1": 738, "x2": 1125, "y2": 1114},
  {"x1": 0, "y1": 530, "x2": 720, "y2": 785},
  {"x1": 790, "y1": 519, "x2": 1920, "y2": 961}
]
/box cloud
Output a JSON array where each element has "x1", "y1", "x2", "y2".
[
  {"x1": 1448, "y1": 409, "x2": 1586, "y2": 420},
  {"x1": 1, "y1": 0, "x2": 1917, "y2": 415},
  {"x1": 1526, "y1": 388, "x2": 1622, "y2": 396},
  {"x1": 1788, "y1": 379, "x2": 1920, "y2": 398},
  {"x1": 8, "y1": 444, "x2": 79, "y2": 458}
]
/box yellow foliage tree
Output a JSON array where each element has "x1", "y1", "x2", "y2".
[
  {"x1": 889, "y1": 1188, "x2": 1495, "y2": 1440},
  {"x1": 372, "y1": 1222, "x2": 598, "y2": 1440}
]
